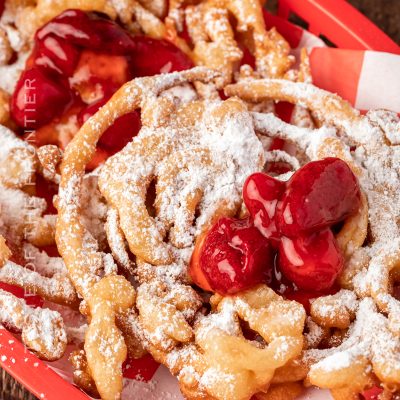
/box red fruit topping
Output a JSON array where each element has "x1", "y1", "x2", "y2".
[
  {"x1": 35, "y1": 174, "x2": 58, "y2": 214},
  {"x1": 277, "y1": 158, "x2": 361, "y2": 237},
  {"x1": 79, "y1": 97, "x2": 141, "y2": 154},
  {"x1": 24, "y1": 101, "x2": 84, "y2": 148},
  {"x1": 76, "y1": 50, "x2": 130, "y2": 88},
  {"x1": 130, "y1": 36, "x2": 193, "y2": 77},
  {"x1": 100, "y1": 112, "x2": 141, "y2": 154},
  {"x1": 31, "y1": 35, "x2": 80, "y2": 76},
  {"x1": 279, "y1": 229, "x2": 344, "y2": 291},
  {"x1": 122, "y1": 354, "x2": 160, "y2": 381},
  {"x1": 72, "y1": 50, "x2": 130, "y2": 103},
  {"x1": 269, "y1": 259, "x2": 339, "y2": 312},
  {"x1": 12, "y1": 9, "x2": 192, "y2": 135},
  {"x1": 243, "y1": 172, "x2": 285, "y2": 244},
  {"x1": 193, "y1": 217, "x2": 274, "y2": 295},
  {"x1": 11, "y1": 67, "x2": 72, "y2": 129},
  {"x1": 361, "y1": 387, "x2": 383, "y2": 400},
  {"x1": 36, "y1": 9, "x2": 100, "y2": 48},
  {"x1": 86, "y1": 147, "x2": 110, "y2": 171},
  {"x1": 90, "y1": 15, "x2": 136, "y2": 55}
]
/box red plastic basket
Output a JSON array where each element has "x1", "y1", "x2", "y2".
[
  {"x1": 1, "y1": 1, "x2": 399, "y2": 399},
  {"x1": 278, "y1": 0, "x2": 400, "y2": 53}
]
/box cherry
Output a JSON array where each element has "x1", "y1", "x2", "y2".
[
  {"x1": 192, "y1": 217, "x2": 274, "y2": 295},
  {"x1": 78, "y1": 97, "x2": 141, "y2": 154},
  {"x1": 90, "y1": 16, "x2": 136, "y2": 54},
  {"x1": 279, "y1": 229, "x2": 344, "y2": 291},
  {"x1": 277, "y1": 158, "x2": 361, "y2": 237},
  {"x1": 12, "y1": 9, "x2": 193, "y2": 133},
  {"x1": 361, "y1": 387, "x2": 383, "y2": 400},
  {"x1": 38, "y1": 9, "x2": 135, "y2": 54},
  {"x1": 243, "y1": 172, "x2": 285, "y2": 244},
  {"x1": 268, "y1": 257, "x2": 337, "y2": 313},
  {"x1": 130, "y1": 36, "x2": 193, "y2": 77},
  {"x1": 31, "y1": 35, "x2": 80, "y2": 76},
  {"x1": 11, "y1": 67, "x2": 72, "y2": 129},
  {"x1": 36, "y1": 9, "x2": 100, "y2": 48},
  {"x1": 189, "y1": 231, "x2": 213, "y2": 292},
  {"x1": 122, "y1": 354, "x2": 159, "y2": 381}
]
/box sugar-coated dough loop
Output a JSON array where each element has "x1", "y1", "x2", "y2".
[
  {"x1": 225, "y1": 77, "x2": 400, "y2": 395},
  {"x1": 0, "y1": 289, "x2": 67, "y2": 360},
  {"x1": 0, "y1": 260, "x2": 79, "y2": 308},
  {"x1": 99, "y1": 76, "x2": 264, "y2": 266},
  {"x1": 56, "y1": 68, "x2": 220, "y2": 399},
  {"x1": 70, "y1": 350, "x2": 99, "y2": 398},
  {"x1": 136, "y1": 279, "x2": 202, "y2": 351},
  {"x1": 85, "y1": 275, "x2": 135, "y2": 400},
  {"x1": 139, "y1": 285, "x2": 305, "y2": 400},
  {"x1": 0, "y1": 235, "x2": 11, "y2": 267},
  {"x1": 310, "y1": 290, "x2": 358, "y2": 329}
]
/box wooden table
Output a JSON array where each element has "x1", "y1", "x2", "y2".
[{"x1": 1, "y1": 0, "x2": 399, "y2": 399}]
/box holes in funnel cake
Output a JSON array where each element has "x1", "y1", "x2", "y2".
[
  {"x1": 145, "y1": 177, "x2": 157, "y2": 218},
  {"x1": 240, "y1": 319, "x2": 264, "y2": 343},
  {"x1": 392, "y1": 284, "x2": 400, "y2": 302},
  {"x1": 331, "y1": 221, "x2": 345, "y2": 235},
  {"x1": 194, "y1": 202, "x2": 202, "y2": 224}
]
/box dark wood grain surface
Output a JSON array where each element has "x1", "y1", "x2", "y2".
[{"x1": 1, "y1": 0, "x2": 399, "y2": 399}]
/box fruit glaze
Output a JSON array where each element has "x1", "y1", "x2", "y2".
[{"x1": 11, "y1": 9, "x2": 192, "y2": 166}]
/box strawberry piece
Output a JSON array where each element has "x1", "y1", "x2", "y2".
[
  {"x1": 195, "y1": 217, "x2": 274, "y2": 295},
  {"x1": 277, "y1": 158, "x2": 361, "y2": 237},
  {"x1": 279, "y1": 229, "x2": 344, "y2": 291},
  {"x1": 101, "y1": 112, "x2": 141, "y2": 154},
  {"x1": 12, "y1": 9, "x2": 193, "y2": 133},
  {"x1": 269, "y1": 260, "x2": 338, "y2": 313},
  {"x1": 11, "y1": 67, "x2": 72, "y2": 129},
  {"x1": 129, "y1": 36, "x2": 193, "y2": 77},
  {"x1": 243, "y1": 172, "x2": 286, "y2": 244},
  {"x1": 86, "y1": 147, "x2": 110, "y2": 171}
]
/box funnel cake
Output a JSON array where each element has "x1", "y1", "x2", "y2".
[
  {"x1": 55, "y1": 66, "x2": 307, "y2": 399},
  {"x1": 55, "y1": 64, "x2": 395, "y2": 399},
  {"x1": 0, "y1": 129, "x2": 75, "y2": 361},
  {"x1": 226, "y1": 78, "x2": 400, "y2": 397},
  {"x1": 56, "y1": 68, "x2": 234, "y2": 399},
  {"x1": 1, "y1": 1, "x2": 400, "y2": 400}
]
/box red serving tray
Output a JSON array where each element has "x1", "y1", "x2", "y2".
[
  {"x1": 1, "y1": 1, "x2": 399, "y2": 399},
  {"x1": 278, "y1": 0, "x2": 400, "y2": 53}
]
